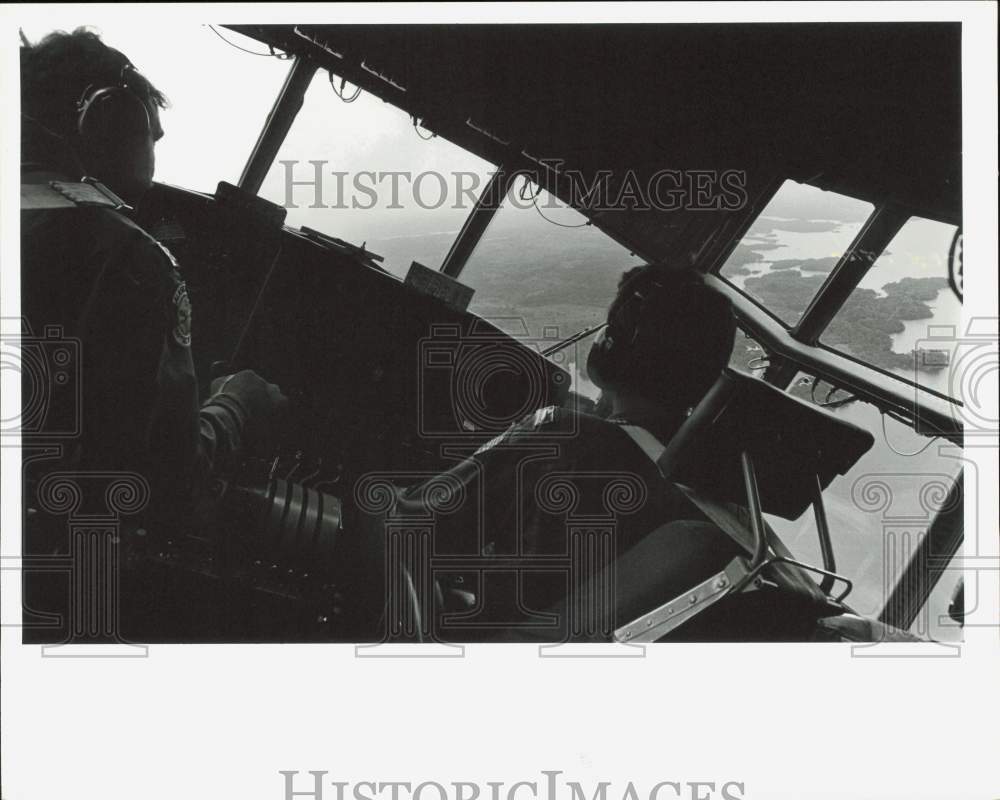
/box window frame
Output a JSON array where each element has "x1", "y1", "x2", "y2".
[
  {"x1": 708, "y1": 179, "x2": 963, "y2": 444},
  {"x1": 715, "y1": 181, "x2": 882, "y2": 332},
  {"x1": 814, "y1": 213, "x2": 963, "y2": 405}
]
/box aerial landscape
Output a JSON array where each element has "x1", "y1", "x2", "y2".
[{"x1": 369, "y1": 185, "x2": 955, "y2": 397}]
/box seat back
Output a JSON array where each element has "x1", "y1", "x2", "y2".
[
  {"x1": 604, "y1": 369, "x2": 882, "y2": 641},
  {"x1": 659, "y1": 368, "x2": 874, "y2": 520}
]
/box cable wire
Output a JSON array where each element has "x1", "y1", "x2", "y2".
[
  {"x1": 329, "y1": 72, "x2": 362, "y2": 103},
  {"x1": 880, "y1": 412, "x2": 940, "y2": 457},
  {"x1": 518, "y1": 176, "x2": 542, "y2": 203},
  {"x1": 531, "y1": 190, "x2": 591, "y2": 228},
  {"x1": 514, "y1": 173, "x2": 591, "y2": 229},
  {"x1": 821, "y1": 394, "x2": 859, "y2": 409},
  {"x1": 208, "y1": 25, "x2": 288, "y2": 58},
  {"x1": 809, "y1": 378, "x2": 858, "y2": 409},
  {"x1": 412, "y1": 116, "x2": 436, "y2": 140}
]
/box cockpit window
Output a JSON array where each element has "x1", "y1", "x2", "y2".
[
  {"x1": 717, "y1": 180, "x2": 875, "y2": 326},
  {"x1": 460, "y1": 176, "x2": 645, "y2": 400},
  {"x1": 820, "y1": 216, "x2": 962, "y2": 400},
  {"x1": 256, "y1": 69, "x2": 494, "y2": 278}
]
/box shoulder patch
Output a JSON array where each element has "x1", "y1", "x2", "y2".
[
  {"x1": 171, "y1": 281, "x2": 192, "y2": 347},
  {"x1": 51, "y1": 180, "x2": 127, "y2": 209}
]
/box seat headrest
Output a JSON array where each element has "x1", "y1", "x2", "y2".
[{"x1": 658, "y1": 369, "x2": 875, "y2": 520}]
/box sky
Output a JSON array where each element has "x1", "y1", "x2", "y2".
[
  {"x1": 22, "y1": 22, "x2": 294, "y2": 191},
  {"x1": 19, "y1": 21, "x2": 605, "y2": 276}
]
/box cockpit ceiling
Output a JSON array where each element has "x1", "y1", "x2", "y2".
[{"x1": 230, "y1": 23, "x2": 962, "y2": 262}]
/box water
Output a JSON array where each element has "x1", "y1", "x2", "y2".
[
  {"x1": 726, "y1": 214, "x2": 961, "y2": 398},
  {"x1": 751, "y1": 221, "x2": 865, "y2": 263},
  {"x1": 860, "y1": 218, "x2": 961, "y2": 398},
  {"x1": 886, "y1": 287, "x2": 962, "y2": 397}
]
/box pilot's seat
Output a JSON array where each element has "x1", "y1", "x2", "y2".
[{"x1": 568, "y1": 368, "x2": 922, "y2": 642}]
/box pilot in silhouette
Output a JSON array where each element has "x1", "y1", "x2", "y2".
[
  {"x1": 20, "y1": 29, "x2": 286, "y2": 636},
  {"x1": 359, "y1": 265, "x2": 740, "y2": 639}
]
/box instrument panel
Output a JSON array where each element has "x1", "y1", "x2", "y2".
[
  {"x1": 143, "y1": 182, "x2": 571, "y2": 480},
  {"x1": 122, "y1": 183, "x2": 572, "y2": 641}
]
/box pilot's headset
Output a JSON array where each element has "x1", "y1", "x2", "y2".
[
  {"x1": 586, "y1": 266, "x2": 673, "y2": 393},
  {"x1": 75, "y1": 63, "x2": 151, "y2": 148},
  {"x1": 587, "y1": 265, "x2": 720, "y2": 396}
]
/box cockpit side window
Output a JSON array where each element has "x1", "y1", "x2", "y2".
[
  {"x1": 717, "y1": 179, "x2": 875, "y2": 327},
  {"x1": 820, "y1": 216, "x2": 962, "y2": 401}
]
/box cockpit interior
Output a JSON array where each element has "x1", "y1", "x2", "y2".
[{"x1": 22, "y1": 23, "x2": 968, "y2": 645}]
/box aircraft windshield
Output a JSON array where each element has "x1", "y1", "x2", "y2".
[
  {"x1": 256, "y1": 68, "x2": 494, "y2": 279},
  {"x1": 459, "y1": 176, "x2": 645, "y2": 400},
  {"x1": 718, "y1": 180, "x2": 874, "y2": 326},
  {"x1": 821, "y1": 216, "x2": 962, "y2": 400}
]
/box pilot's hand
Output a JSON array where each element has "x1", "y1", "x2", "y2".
[{"x1": 210, "y1": 369, "x2": 288, "y2": 432}]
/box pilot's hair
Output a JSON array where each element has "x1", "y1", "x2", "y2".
[
  {"x1": 605, "y1": 264, "x2": 736, "y2": 408},
  {"x1": 21, "y1": 28, "x2": 167, "y2": 151}
]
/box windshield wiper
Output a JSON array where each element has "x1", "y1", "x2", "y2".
[{"x1": 541, "y1": 321, "x2": 607, "y2": 358}]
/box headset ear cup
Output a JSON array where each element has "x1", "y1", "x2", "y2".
[
  {"x1": 591, "y1": 280, "x2": 649, "y2": 391},
  {"x1": 586, "y1": 329, "x2": 620, "y2": 390},
  {"x1": 77, "y1": 86, "x2": 150, "y2": 145}
]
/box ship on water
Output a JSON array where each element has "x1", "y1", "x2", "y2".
[{"x1": 914, "y1": 347, "x2": 951, "y2": 369}]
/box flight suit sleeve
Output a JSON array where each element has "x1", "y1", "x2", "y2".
[
  {"x1": 100, "y1": 224, "x2": 249, "y2": 511},
  {"x1": 392, "y1": 409, "x2": 563, "y2": 556}
]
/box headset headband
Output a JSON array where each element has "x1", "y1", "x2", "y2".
[
  {"x1": 76, "y1": 62, "x2": 151, "y2": 142},
  {"x1": 76, "y1": 63, "x2": 138, "y2": 112}
]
